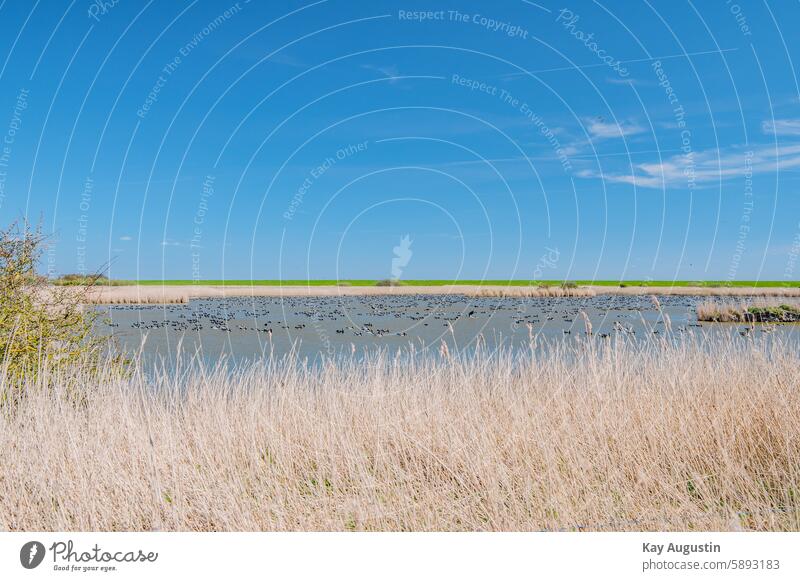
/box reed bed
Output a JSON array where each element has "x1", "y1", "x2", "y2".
[
  {"x1": 83, "y1": 288, "x2": 189, "y2": 304},
  {"x1": 2, "y1": 333, "x2": 799, "y2": 532},
  {"x1": 470, "y1": 286, "x2": 596, "y2": 298},
  {"x1": 612, "y1": 286, "x2": 800, "y2": 297},
  {"x1": 697, "y1": 298, "x2": 800, "y2": 322},
  {"x1": 65, "y1": 284, "x2": 800, "y2": 304},
  {"x1": 696, "y1": 300, "x2": 749, "y2": 322}
]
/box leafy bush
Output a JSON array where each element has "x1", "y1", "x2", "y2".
[
  {"x1": 375, "y1": 279, "x2": 405, "y2": 287},
  {"x1": 746, "y1": 305, "x2": 800, "y2": 322},
  {"x1": 0, "y1": 222, "x2": 109, "y2": 394}
]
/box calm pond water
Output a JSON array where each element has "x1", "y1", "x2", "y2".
[{"x1": 96, "y1": 294, "x2": 799, "y2": 363}]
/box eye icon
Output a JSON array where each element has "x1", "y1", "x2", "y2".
[{"x1": 20, "y1": 541, "x2": 46, "y2": 569}]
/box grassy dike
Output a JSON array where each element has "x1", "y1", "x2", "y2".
[{"x1": 57, "y1": 278, "x2": 800, "y2": 287}]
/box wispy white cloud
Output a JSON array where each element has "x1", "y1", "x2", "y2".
[
  {"x1": 605, "y1": 77, "x2": 654, "y2": 87},
  {"x1": 579, "y1": 144, "x2": 800, "y2": 189},
  {"x1": 586, "y1": 118, "x2": 646, "y2": 140},
  {"x1": 763, "y1": 118, "x2": 800, "y2": 136},
  {"x1": 361, "y1": 64, "x2": 401, "y2": 84}
]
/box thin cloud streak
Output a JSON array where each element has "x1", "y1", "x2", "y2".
[
  {"x1": 579, "y1": 144, "x2": 800, "y2": 188},
  {"x1": 763, "y1": 118, "x2": 800, "y2": 136},
  {"x1": 586, "y1": 118, "x2": 646, "y2": 139}
]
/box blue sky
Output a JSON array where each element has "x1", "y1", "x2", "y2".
[{"x1": 1, "y1": 0, "x2": 799, "y2": 281}]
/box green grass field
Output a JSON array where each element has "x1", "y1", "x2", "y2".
[{"x1": 110, "y1": 279, "x2": 800, "y2": 287}]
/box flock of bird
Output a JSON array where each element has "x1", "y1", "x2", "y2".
[{"x1": 100, "y1": 294, "x2": 719, "y2": 349}]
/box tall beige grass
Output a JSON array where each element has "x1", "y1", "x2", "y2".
[
  {"x1": 83, "y1": 288, "x2": 189, "y2": 304},
  {"x1": 696, "y1": 300, "x2": 750, "y2": 322},
  {"x1": 615, "y1": 286, "x2": 800, "y2": 297},
  {"x1": 697, "y1": 298, "x2": 800, "y2": 322},
  {"x1": 56, "y1": 284, "x2": 800, "y2": 304},
  {"x1": 471, "y1": 286, "x2": 596, "y2": 298},
  {"x1": 2, "y1": 334, "x2": 799, "y2": 532}
]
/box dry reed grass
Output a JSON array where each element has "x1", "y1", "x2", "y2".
[
  {"x1": 471, "y1": 286, "x2": 595, "y2": 298},
  {"x1": 611, "y1": 286, "x2": 800, "y2": 297},
  {"x1": 696, "y1": 300, "x2": 748, "y2": 322},
  {"x1": 697, "y1": 298, "x2": 800, "y2": 322},
  {"x1": 2, "y1": 334, "x2": 799, "y2": 532},
  {"x1": 67, "y1": 284, "x2": 800, "y2": 304},
  {"x1": 83, "y1": 288, "x2": 189, "y2": 304}
]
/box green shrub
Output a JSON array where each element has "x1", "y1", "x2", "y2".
[
  {"x1": 0, "y1": 222, "x2": 110, "y2": 396},
  {"x1": 375, "y1": 279, "x2": 405, "y2": 287}
]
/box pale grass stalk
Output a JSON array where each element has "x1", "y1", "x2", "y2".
[
  {"x1": 579, "y1": 311, "x2": 593, "y2": 335},
  {"x1": 1, "y1": 335, "x2": 799, "y2": 532}
]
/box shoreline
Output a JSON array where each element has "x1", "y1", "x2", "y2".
[{"x1": 77, "y1": 284, "x2": 800, "y2": 304}]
